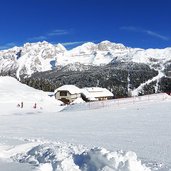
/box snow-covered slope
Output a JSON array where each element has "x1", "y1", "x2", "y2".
[
  {"x1": 0, "y1": 78, "x2": 171, "y2": 170},
  {"x1": 0, "y1": 76, "x2": 62, "y2": 111},
  {"x1": 1, "y1": 40, "x2": 171, "y2": 78},
  {"x1": 0, "y1": 76, "x2": 171, "y2": 170}
]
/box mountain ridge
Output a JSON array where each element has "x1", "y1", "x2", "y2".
[
  {"x1": 0, "y1": 40, "x2": 171, "y2": 79},
  {"x1": 0, "y1": 40, "x2": 171, "y2": 97}
]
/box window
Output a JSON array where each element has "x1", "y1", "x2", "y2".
[{"x1": 60, "y1": 91, "x2": 67, "y2": 96}]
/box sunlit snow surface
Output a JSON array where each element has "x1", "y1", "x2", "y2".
[{"x1": 0, "y1": 76, "x2": 171, "y2": 171}]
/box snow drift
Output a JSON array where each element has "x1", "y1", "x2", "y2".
[{"x1": 0, "y1": 141, "x2": 151, "y2": 171}]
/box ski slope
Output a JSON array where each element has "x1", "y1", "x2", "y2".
[
  {"x1": 0, "y1": 76, "x2": 171, "y2": 171},
  {"x1": 0, "y1": 76, "x2": 63, "y2": 113}
]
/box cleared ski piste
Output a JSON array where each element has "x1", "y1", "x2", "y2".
[{"x1": 0, "y1": 77, "x2": 171, "y2": 171}]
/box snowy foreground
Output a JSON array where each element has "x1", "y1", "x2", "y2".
[{"x1": 0, "y1": 77, "x2": 171, "y2": 171}]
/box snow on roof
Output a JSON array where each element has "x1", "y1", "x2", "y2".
[
  {"x1": 55, "y1": 85, "x2": 81, "y2": 95},
  {"x1": 81, "y1": 89, "x2": 97, "y2": 101},
  {"x1": 82, "y1": 87, "x2": 113, "y2": 98}
]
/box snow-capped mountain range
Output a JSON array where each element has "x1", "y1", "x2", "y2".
[{"x1": 0, "y1": 40, "x2": 171, "y2": 78}]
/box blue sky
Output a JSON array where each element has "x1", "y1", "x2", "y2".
[{"x1": 0, "y1": 0, "x2": 171, "y2": 50}]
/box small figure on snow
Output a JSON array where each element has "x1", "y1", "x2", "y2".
[
  {"x1": 21, "y1": 102, "x2": 23, "y2": 108},
  {"x1": 33, "y1": 103, "x2": 37, "y2": 109}
]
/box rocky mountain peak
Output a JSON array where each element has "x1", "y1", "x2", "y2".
[
  {"x1": 98, "y1": 40, "x2": 126, "y2": 51},
  {"x1": 55, "y1": 43, "x2": 67, "y2": 53}
]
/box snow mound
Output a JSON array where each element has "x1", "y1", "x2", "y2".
[{"x1": 3, "y1": 142, "x2": 151, "y2": 171}]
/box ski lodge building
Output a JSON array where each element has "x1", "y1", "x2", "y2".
[{"x1": 54, "y1": 85, "x2": 113, "y2": 104}]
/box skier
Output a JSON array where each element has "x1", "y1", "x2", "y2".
[
  {"x1": 21, "y1": 102, "x2": 23, "y2": 108},
  {"x1": 33, "y1": 103, "x2": 37, "y2": 109}
]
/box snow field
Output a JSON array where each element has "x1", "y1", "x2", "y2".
[{"x1": 0, "y1": 76, "x2": 171, "y2": 171}]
